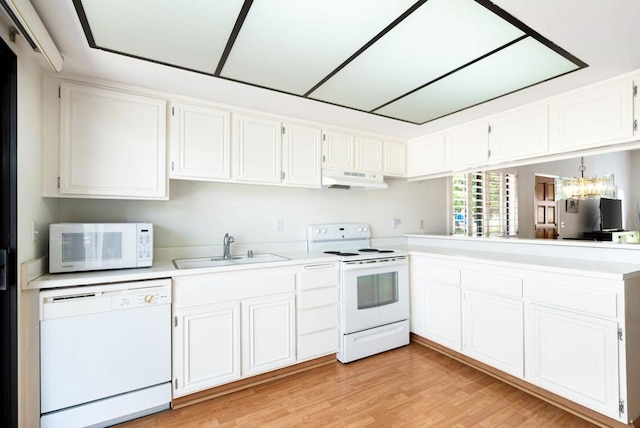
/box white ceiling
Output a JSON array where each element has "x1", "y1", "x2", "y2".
[{"x1": 29, "y1": 0, "x2": 640, "y2": 139}]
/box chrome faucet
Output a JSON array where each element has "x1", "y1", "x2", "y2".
[{"x1": 223, "y1": 233, "x2": 235, "y2": 260}]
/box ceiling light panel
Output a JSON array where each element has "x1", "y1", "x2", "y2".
[
  {"x1": 78, "y1": 0, "x2": 243, "y2": 73},
  {"x1": 219, "y1": 0, "x2": 417, "y2": 95},
  {"x1": 374, "y1": 37, "x2": 581, "y2": 124},
  {"x1": 309, "y1": 0, "x2": 525, "y2": 112}
]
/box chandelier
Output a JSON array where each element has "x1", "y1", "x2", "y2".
[{"x1": 555, "y1": 157, "x2": 615, "y2": 200}]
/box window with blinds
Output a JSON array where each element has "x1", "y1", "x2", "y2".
[{"x1": 451, "y1": 171, "x2": 518, "y2": 237}]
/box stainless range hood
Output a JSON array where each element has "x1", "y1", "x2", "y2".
[{"x1": 321, "y1": 169, "x2": 388, "y2": 190}]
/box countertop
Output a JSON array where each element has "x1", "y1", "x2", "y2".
[
  {"x1": 27, "y1": 251, "x2": 340, "y2": 290},
  {"x1": 403, "y1": 244, "x2": 640, "y2": 281}
]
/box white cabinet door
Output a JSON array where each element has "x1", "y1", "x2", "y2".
[
  {"x1": 169, "y1": 102, "x2": 231, "y2": 181},
  {"x1": 445, "y1": 123, "x2": 489, "y2": 171},
  {"x1": 383, "y1": 141, "x2": 407, "y2": 176},
  {"x1": 462, "y1": 290, "x2": 524, "y2": 377},
  {"x1": 242, "y1": 294, "x2": 296, "y2": 376},
  {"x1": 407, "y1": 133, "x2": 446, "y2": 177},
  {"x1": 419, "y1": 281, "x2": 462, "y2": 351},
  {"x1": 282, "y1": 123, "x2": 321, "y2": 188},
  {"x1": 355, "y1": 136, "x2": 383, "y2": 173},
  {"x1": 173, "y1": 303, "x2": 241, "y2": 397},
  {"x1": 549, "y1": 79, "x2": 634, "y2": 152},
  {"x1": 525, "y1": 303, "x2": 620, "y2": 418},
  {"x1": 233, "y1": 114, "x2": 282, "y2": 183},
  {"x1": 59, "y1": 82, "x2": 167, "y2": 199},
  {"x1": 322, "y1": 131, "x2": 354, "y2": 170},
  {"x1": 489, "y1": 104, "x2": 548, "y2": 162}
]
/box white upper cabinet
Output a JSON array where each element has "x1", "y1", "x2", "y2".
[
  {"x1": 322, "y1": 130, "x2": 355, "y2": 170},
  {"x1": 169, "y1": 101, "x2": 231, "y2": 181},
  {"x1": 282, "y1": 123, "x2": 322, "y2": 188},
  {"x1": 355, "y1": 136, "x2": 383, "y2": 173},
  {"x1": 232, "y1": 114, "x2": 282, "y2": 183},
  {"x1": 489, "y1": 104, "x2": 548, "y2": 162},
  {"x1": 383, "y1": 141, "x2": 406, "y2": 177},
  {"x1": 549, "y1": 79, "x2": 635, "y2": 152},
  {"x1": 58, "y1": 82, "x2": 167, "y2": 199},
  {"x1": 445, "y1": 122, "x2": 489, "y2": 171},
  {"x1": 407, "y1": 133, "x2": 445, "y2": 177}
]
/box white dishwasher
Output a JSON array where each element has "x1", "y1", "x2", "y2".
[{"x1": 39, "y1": 278, "x2": 172, "y2": 428}]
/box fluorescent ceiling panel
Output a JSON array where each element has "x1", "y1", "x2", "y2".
[
  {"x1": 309, "y1": 0, "x2": 524, "y2": 111},
  {"x1": 375, "y1": 37, "x2": 581, "y2": 124},
  {"x1": 219, "y1": 0, "x2": 416, "y2": 95},
  {"x1": 78, "y1": 0, "x2": 243, "y2": 73},
  {"x1": 73, "y1": 0, "x2": 587, "y2": 125}
]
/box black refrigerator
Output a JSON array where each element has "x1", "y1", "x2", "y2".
[{"x1": 0, "y1": 36, "x2": 18, "y2": 428}]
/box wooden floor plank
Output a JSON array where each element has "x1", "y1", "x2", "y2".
[{"x1": 118, "y1": 343, "x2": 597, "y2": 427}]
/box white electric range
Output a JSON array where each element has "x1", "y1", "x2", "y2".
[{"x1": 307, "y1": 223, "x2": 409, "y2": 363}]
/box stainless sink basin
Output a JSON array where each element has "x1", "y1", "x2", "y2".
[{"x1": 173, "y1": 253, "x2": 289, "y2": 269}]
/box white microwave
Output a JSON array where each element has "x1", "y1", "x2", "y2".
[{"x1": 49, "y1": 223, "x2": 153, "y2": 273}]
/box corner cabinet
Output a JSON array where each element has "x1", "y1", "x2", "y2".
[
  {"x1": 407, "y1": 134, "x2": 446, "y2": 178},
  {"x1": 169, "y1": 102, "x2": 231, "y2": 181},
  {"x1": 58, "y1": 82, "x2": 168, "y2": 199}
]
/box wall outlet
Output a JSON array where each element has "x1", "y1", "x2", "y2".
[
  {"x1": 392, "y1": 218, "x2": 401, "y2": 229},
  {"x1": 419, "y1": 219, "x2": 425, "y2": 230},
  {"x1": 276, "y1": 219, "x2": 284, "y2": 232}
]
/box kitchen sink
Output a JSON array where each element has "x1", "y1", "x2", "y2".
[{"x1": 172, "y1": 253, "x2": 289, "y2": 269}]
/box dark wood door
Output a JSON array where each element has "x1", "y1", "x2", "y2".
[{"x1": 534, "y1": 176, "x2": 557, "y2": 239}]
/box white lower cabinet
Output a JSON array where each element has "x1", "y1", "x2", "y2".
[
  {"x1": 172, "y1": 261, "x2": 338, "y2": 399},
  {"x1": 409, "y1": 251, "x2": 635, "y2": 424},
  {"x1": 525, "y1": 303, "x2": 619, "y2": 418},
  {"x1": 462, "y1": 290, "x2": 523, "y2": 377},
  {"x1": 173, "y1": 303, "x2": 241, "y2": 396},
  {"x1": 296, "y1": 263, "x2": 339, "y2": 361},
  {"x1": 410, "y1": 256, "x2": 461, "y2": 351},
  {"x1": 242, "y1": 294, "x2": 296, "y2": 377}
]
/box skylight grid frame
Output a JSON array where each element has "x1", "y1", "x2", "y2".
[{"x1": 73, "y1": 0, "x2": 587, "y2": 125}]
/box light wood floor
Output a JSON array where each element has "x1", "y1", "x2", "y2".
[{"x1": 119, "y1": 343, "x2": 596, "y2": 427}]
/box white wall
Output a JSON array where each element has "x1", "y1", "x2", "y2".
[
  {"x1": 56, "y1": 178, "x2": 448, "y2": 251},
  {"x1": 513, "y1": 151, "x2": 634, "y2": 239}
]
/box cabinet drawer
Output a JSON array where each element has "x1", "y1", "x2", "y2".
[
  {"x1": 297, "y1": 329, "x2": 337, "y2": 361},
  {"x1": 298, "y1": 264, "x2": 339, "y2": 290},
  {"x1": 525, "y1": 280, "x2": 618, "y2": 318},
  {"x1": 462, "y1": 270, "x2": 522, "y2": 298},
  {"x1": 298, "y1": 287, "x2": 337, "y2": 309},
  {"x1": 298, "y1": 305, "x2": 338, "y2": 335},
  {"x1": 413, "y1": 261, "x2": 460, "y2": 286}
]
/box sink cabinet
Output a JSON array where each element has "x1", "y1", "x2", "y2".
[
  {"x1": 172, "y1": 261, "x2": 338, "y2": 398},
  {"x1": 172, "y1": 266, "x2": 296, "y2": 397}
]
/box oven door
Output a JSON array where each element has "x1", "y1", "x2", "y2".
[{"x1": 341, "y1": 257, "x2": 409, "y2": 334}]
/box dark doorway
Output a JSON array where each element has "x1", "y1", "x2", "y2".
[{"x1": 0, "y1": 37, "x2": 18, "y2": 428}]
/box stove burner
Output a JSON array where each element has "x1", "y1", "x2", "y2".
[
  {"x1": 378, "y1": 250, "x2": 394, "y2": 253},
  {"x1": 358, "y1": 248, "x2": 379, "y2": 252},
  {"x1": 324, "y1": 251, "x2": 360, "y2": 256}
]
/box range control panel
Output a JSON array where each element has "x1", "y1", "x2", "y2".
[{"x1": 307, "y1": 223, "x2": 371, "y2": 242}]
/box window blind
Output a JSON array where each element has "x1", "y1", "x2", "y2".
[{"x1": 451, "y1": 171, "x2": 518, "y2": 237}]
